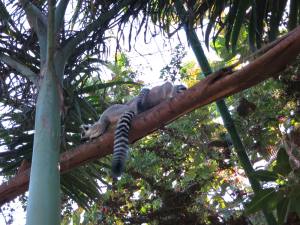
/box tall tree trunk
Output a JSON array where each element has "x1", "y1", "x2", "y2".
[
  {"x1": 26, "y1": 1, "x2": 62, "y2": 224},
  {"x1": 26, "y1": 68, "x2": 61, "y2": 225}
]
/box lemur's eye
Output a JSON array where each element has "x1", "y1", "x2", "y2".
[
  {"x1": 176, "y1": 85, "x2": 187, "y2": 92},
  {"x1": 81, "y1": 125, "x2": 90, "y2": 131}
]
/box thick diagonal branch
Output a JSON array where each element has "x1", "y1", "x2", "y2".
[
  {"x1": 1, "y1": 26, "x2": 300, "y2": 206},
  {"x1": 18, "y1": 0, "x2": 47, "y2": 37},
  {"x1": 0, "y1": 54, "x2": 38, "y2": 85},
  {"x1": 55, "y1": 0, "x2": 70, "y2": 33}
]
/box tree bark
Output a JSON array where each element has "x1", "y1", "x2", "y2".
[
  {"x1": 26, "y1": 1, "x2": 62, "y2": 224},
  {"x1": 0, "y1": 26, "x2": 300, "y2": 206}
]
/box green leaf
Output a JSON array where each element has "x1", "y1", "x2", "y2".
[
  {"x1": 0, "y1": 1, "x2": 10, "y2": 27},
  {"x1": 72, "y1": 211, "x2": 81, "y2": 225},
  {"x1": 140, "y1": 205, "x2": 147, "y2": 214},
  {"x1": 205, "y1": 0, "x2": 224, "y2": 48},
  {"x1": 274, "y1": 147, "x2": 292, "y2": 176},
  {"x1": 70, "y1": 0, "x2": 83, "y2": 29},
  {"x1": 288, "y1": 0, "x2": 299, "y2": 30},
  {"x1": 77, "y1": 97, "x2": 98, "y2": 120},
  {"x1": 254, "y1": 0, "x2": 267, "y2": 48},
  {"x1": 289, "y1": 193, "x2": 300, "y2": 217},
  {"x1": 224, "y1": 0, "x2": 240, "y2": 49},
  {"x1": 231, "y1": 0, "x2": 251, "y2": 52},
  {"x1": 78, "y1": 81, "x2": 140, "y2": 94},
  {"x1": 250, "y1": 170, "x2": 279, "y2": 182},
  {"x1": 268, "y1": 0, "x2": 288, "y2": 41},
  {"x1": 248, "y1": 2, "x2": 257, "y2": 52},
  {"x1": 277, "y1": 197, "x2": 290, "y2": 225},
  {"x1": 245, "y1": 188, "x2": 280, "y2": 214}
]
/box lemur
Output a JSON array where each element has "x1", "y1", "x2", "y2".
[
  {"x1": 80, "y1": 88, "x2": 150, "y2": 141},
  {"x1": 80, "y1": 82, "x2": 187, "y2": 177}
]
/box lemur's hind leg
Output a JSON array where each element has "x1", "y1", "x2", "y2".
[
  {"x1": 111, "y1": 88, "x2": 150, "y2": 177},
  {"x1": 137, "y1": 88, "x2": 150, "y2": 113}
]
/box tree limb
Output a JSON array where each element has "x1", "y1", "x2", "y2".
[
  {"x1": 61, "y1": 0, "x2": 134, "y2": 60},
  {"x1": 55, "y1": 0, "x2": 70, "y2": 33},
  {"x1": 18, "y1": 0, "x2": 47, "y2": 37},
  {"x1": 47, "y1": 0, "x2": 55, "y2": 65},
  {"x1": 18, "y1": 0, "x2": 48, "y2": 63},
  {"x1": 0, "y1": 54, "x2": 38, "y2": 85},
  {"x1": 1, "y1": 26, "x2": 300, "y2": 206}
]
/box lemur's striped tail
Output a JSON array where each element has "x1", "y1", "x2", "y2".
[
  {"x1": 111, "y1": 110, "x2": 135, "y2": 177},
  {"x1": 111, "y1": 88, "x2": 149, "y2": 177}
]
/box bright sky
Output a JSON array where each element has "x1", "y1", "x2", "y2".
[{"x1": 116, "y1": 28, "x2": 220, "y2": 85}]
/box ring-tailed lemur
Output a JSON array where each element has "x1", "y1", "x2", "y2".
[
  {"x1": 80, "y1": 82, "x2": 186, "y2": 177},
  {"x1": 111, "y1": 82, "x2": 187, "y2": 177},
  {"x1": 80, "y1": 88, "x2": 150, "y2": 141}
]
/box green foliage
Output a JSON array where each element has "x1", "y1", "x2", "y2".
[
  {"x1": 274, "y1": 148, "x2": 292, "y2": 176},
  {"x1": 249, "y1": 170, "x2": 279, "y2": 182},
  {"x1": 245, "y1": 188, "x2": 279, "y2": 214}
]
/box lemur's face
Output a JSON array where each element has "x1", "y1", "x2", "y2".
[
  {"x1": 80, "y1": 123, "x2": 103, "y2": 142},
  {"x1": 80, "y1": 124, "x2": 92, "y2": 142},
  {"x1": 175, "y1": 85, "x2": 187, "y2": 93}
]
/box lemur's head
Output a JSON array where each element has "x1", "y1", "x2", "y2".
[
  {"x1": 80, "y1": 123, "x2": 103, "y2": 142},
  {"x1": 80, "y1": 124, "x2": 92, "y2": 142},
  {"x1": 175, "y1": 84, "x2": 187, "y2": 93}
]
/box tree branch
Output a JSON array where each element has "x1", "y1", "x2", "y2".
[
  {"x1": 1, "y1": 26, "x2": 300, "y2": 206},
  {"x1": 18, "y1": 0, "x2": 47, "y2": 37},
  {"x1": 61, "y1": 0, "x2": 134, "y2": 60},
  {"x1": 55, "y1": 0, "x2": 70, "y2": 33},
  {"x1": 18, "y1": 0, "x2": 48, "y2": 63},
  {"x1": 47, "y1": 0, "x2": 55, "y2": 66},
  {"x1": 0, "y1": 54, "x2": 38, "y2": 85}
]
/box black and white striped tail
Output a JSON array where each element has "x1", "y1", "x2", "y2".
[{"x1": 111, "y1": 110, "x2": 135, "y2": 177}]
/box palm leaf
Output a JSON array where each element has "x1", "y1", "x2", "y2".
[
  {"x1": 248, "y1": 1, "x2": 257, "y2": 52},
  {"x1": 288, "y1": 0, "x2": 299, "y2": 30},
  {"x1": 0, "y1": 0, "x2": 10, "y2": 27},
  {"x1": 224, "y1": 0, "x2": 240, "y2": 49},
  {"x1": 254, "y1": 0, "x2": 268, "y2": 49},
  {"x1": 268, "y1": 0, "x2": 288, "y2": 41},
  {"x1": 231, "y1": 0, "x2": 251, "y2": 52},
  {"x1": 205, "y1": 0, "x2": 224, "y2": 48}
]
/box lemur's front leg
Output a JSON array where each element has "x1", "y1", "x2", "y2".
[
  {"x1": 80, "y1": 118, "x2": 109, "y2": 141},
  {"x1": 137, "y1": 88, "x2": 150, "y2": 113}
]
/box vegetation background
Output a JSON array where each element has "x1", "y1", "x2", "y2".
[{"x1": 0, "y1": 0, "x2": 299, "y2": 224}]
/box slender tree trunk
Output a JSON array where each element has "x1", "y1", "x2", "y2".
[
  {"x1": 26, "y1": 1, "x2": 62, "y2": 224},
  {"x1": 174, "y1": 1, "x2": 277, "y2": 224},
  {"x1": 26, "y1": 68, "x2": 61, "y2": 225}
]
